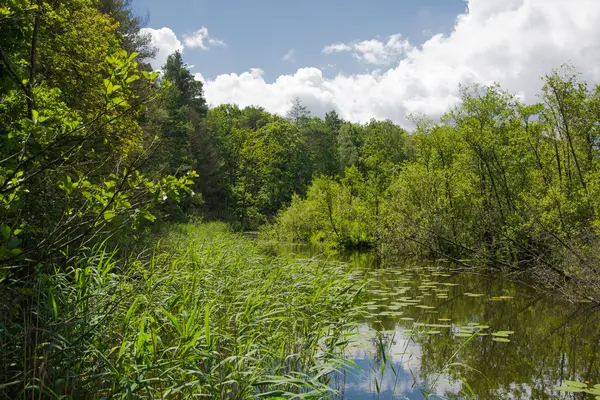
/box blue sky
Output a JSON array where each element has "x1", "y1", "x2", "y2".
[
  {"x1": 134, "y1": 0, "x2": 466, "y2": 81},
  {"x1": 137, "y1": 0, "x2": 600, "y2": 126}
]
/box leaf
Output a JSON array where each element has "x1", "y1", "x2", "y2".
[
  {"x1": 140, "y1": 210, "x2": 156, "y2": 222},
  {"x1": 107, "y1": 84, "x2": 121, "y2": 95},
  {"x1": 492, "y1": 337, "x2": 511, "y2": 343},
  {"x1": 111, "y1": 97, "x2": 129, "y2": 108},
  {"x1": 127, "y1": 52, "x2": 139, "y2": 62},
  {"x1": 0, "y1": 225, "x2": 10, "y2": 240},
  {"x1": 161, "y1": 307, "x2": 182, "y2": 335},
  {"x1": 556, "y1": 386, "x2": 584, "y2": 393},
  {"x1": 103, "y1": 210, "x2": 116, "y2": 222},
  {"x1": 7, "y1": 236, "x2": 22, "y2": 249},
  {"x1": 126, "y1": 75, "x2": 140, "y2": 84},
  {"x1": 49, "y1": 290, "x2": 58, "y2": 320},
  {"x1": 204, "y1": 304, "x2": 211, "y2": 348},
  {"x1": 564, "y1": 380, "x2": 587, "y2": 388},
  {"x1": 426, "y1": 324, "x2": 451, "y2": 328},
  {"x1": 492, "y1": 331, "x2": 514, "y2": 337}
]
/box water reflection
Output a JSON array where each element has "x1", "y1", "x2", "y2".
[{"x1": 264, "y1": 241, "x2": 600, "y2": 399}]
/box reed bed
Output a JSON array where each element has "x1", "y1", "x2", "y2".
[{"x1": 0, "y1": 222, "x2": 362, "y2": 399}]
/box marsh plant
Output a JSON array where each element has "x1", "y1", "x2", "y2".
[{"x1": 0, "y1": 223, "x2": 362, "y2": 399}]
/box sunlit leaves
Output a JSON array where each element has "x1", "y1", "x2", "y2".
[{"x1": 556, "y1": 380, "x2": 600, "y2": 397}]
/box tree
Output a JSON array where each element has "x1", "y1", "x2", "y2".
[
  {"x1": 97, "y1": 0, "x2": 156, "y2": 60},
  {"x1": 337, "y1": 123, "x2": 365, "y2": 171},
  {"x1": 0, "y1": 0, "x2": 195, "y2": 266},
  {"x1": 285, "y1": 96, "x2": 310, "y2": 125},
  {"x1": 162, "y1": 51, "x2": 207, "y2": 115},
  {"x1": 325, "y1": 110, "x2": 342, "y2": 135},
  {"x1": 234, "y1": 119, "x2": 311, "y2": 228},
  {"x1": 155, "y1": 51, "x2": 207, "y2": 173},
  {"x1": 300, "y1": 117, "x2": 340, "y2": 177}
]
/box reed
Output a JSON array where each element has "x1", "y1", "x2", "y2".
[{"x1": 0, "y1": 222, "x2": 362, "y2": 399}]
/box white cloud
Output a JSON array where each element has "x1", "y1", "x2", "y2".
[
  {"x1": 323, "y1": 34, "x2": 413, "y2": 65},
  {"x1": 139, "y1": 26, "x2": 225, "y2": 71},
  {"x1": 203, "y1": 0, "x2": 600, "y2": 127},
  {"x1": 322, "y1": 43, "x2": 352, "y2": 54},
  {"x1": 139, "y1": 27, "x2": 183, "y2": 70},
  {"x1": 194, "y1": 72, "x2": 205, "y2": 83},
  {"x1": 283, "y1": 49, "x2": 296, "y2": 62},
  {"x1": 184, "y1": 27, "x2": 225, "y2": 50}
]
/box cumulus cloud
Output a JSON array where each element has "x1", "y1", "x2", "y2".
[
  {"x1": 139, "y1": 27, "x2": 183, "y2": 70},
  {"x1": 283, "y1": 49, "x2": 296, "y2": 62},
  {"x1": 140, "y1": 26, "x2": 225, "y2": 70},
  {"x1": 202, "y1": 0, "x2": 600, "y2": 127},
  {"x1": 194, "y1": 72, "x2": 205, "y2": 83},
  {"x1": 322, "y1": 43, "x2": 352, "y2": 54},
  {"x1": 184, "y1": 27, "x2": 226, "y2": 50},
  {"x1": 323, "y1": 34, "x2": 413, "y2": 65}
]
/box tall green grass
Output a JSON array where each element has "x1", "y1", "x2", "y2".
[{"x1": 0, "y1": 222, "x2": 362, "y2": 399}]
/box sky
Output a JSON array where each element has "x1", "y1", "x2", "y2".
[{"x1": 136, "y1": 0, "x2": 600, "y2": 127}]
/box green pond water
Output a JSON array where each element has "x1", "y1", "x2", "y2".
[{"x1": 272, "y1": 243, "x2": 600, "y2": 400}]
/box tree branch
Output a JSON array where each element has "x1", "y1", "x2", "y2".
[{"x1": 0, "y1": 45, "x2": 32, "y2": 104}]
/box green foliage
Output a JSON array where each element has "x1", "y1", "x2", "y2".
[
  {"x1": 234, "y1": 118, "x2": 312, "y2": 228},
  {"x1": 0, "y1": 223, "x2": 360, "y2": 398},
  {"x1": 269, "y1": 68, "x2": 600, "y2": 297},
  {"x1": 379, "y1": 71, "x2": 600, "y2": 296},
  {"x1": 299, "y1": 117, "x2": 340, "y2": 177},
  {"x1": 269, "y1": 119, "x2": 411, "y2": 249},
  {"x1": 269, "y1": 171, "x2": 377, "y2": 249},
  {"x1": 0, "y1": 0, "x2": 195, "y2": 265}
]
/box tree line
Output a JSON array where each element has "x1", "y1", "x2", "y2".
[
  {"x1": 2, "y1": 0, "x2": 599, "y2": 319},
  {"x1": 271, "y1": 73, "x2": 600, "y2": 298}
]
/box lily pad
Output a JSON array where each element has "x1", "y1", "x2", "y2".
[
  {"x1": 426, "y1": 323, "x2": 451, "y2": 328},
  {"x1": 563, "y1": 380, "x2": 587, "y2": 388},
  {"x1": 556, "y1": 386, "x2": 584, "y2": 393},
  {"x1": 491, "y1": 331, "x2": 514, "y2": 338}
]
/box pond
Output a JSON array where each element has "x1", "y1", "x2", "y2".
[{"x1": 271, "y1": 242, "x2": 600, "y2": 399}]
